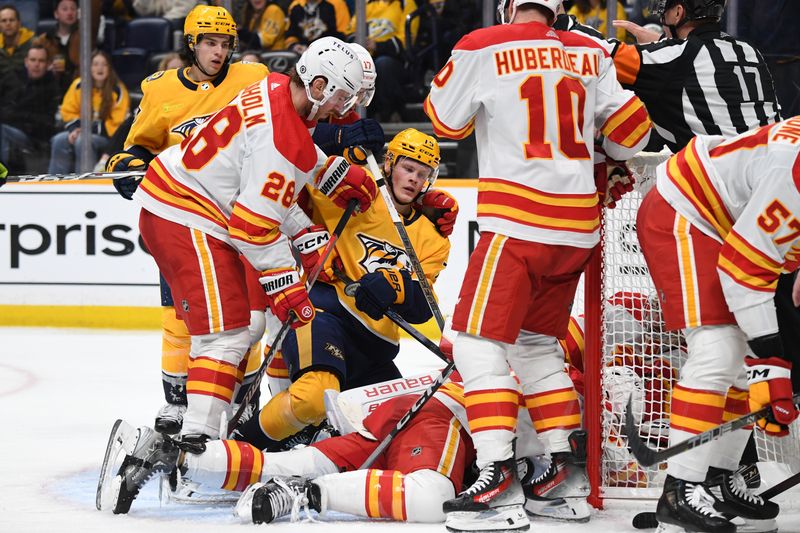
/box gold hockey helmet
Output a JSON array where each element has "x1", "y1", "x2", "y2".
[
  {"x1": 184, "y1": 5, "x2": 238, "y2": 54},
  {"x1": 386, "y1": 128, "x2": 441, "y2": 186}
]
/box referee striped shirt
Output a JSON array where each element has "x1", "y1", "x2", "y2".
[{"x1": 610, "y1": 24, "x2": 780, "y2": 152}]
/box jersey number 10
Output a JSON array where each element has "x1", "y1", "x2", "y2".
[{"x1": 520, "y1": 75, "x2": 590, "y2": 160}]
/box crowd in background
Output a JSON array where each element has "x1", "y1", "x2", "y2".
[{"x1": 1, "y1": 0, "x2": 798, "y2": 176}]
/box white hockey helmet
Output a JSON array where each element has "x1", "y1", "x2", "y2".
[
  {"x1": 497, "y1": 0, "x2": 563, "y2": 24},
  {"x1": 348, "y1": 42, "x2": 377, "y2": 108},
  {"x1": 295, "y1": 36, "x2": 364, "y2": 120}
]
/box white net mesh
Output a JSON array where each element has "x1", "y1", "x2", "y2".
[{"x1": 581, "y1": 151, "x2": 800, "y2": 499}]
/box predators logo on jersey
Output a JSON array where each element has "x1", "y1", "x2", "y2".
[
  {"x1": 171, "y1": 113, "x2": 214, "y2": 140},
  {"x1": 356, "y1": 233, "x2": 410, "y2": 274}
]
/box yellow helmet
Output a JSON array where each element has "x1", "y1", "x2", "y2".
[
  {"x1": 184, "y1": 5, "x2": 238, "y2": 54},
  {"x1": 386, "y1": 128, "x2": 441, "y2": 185}
]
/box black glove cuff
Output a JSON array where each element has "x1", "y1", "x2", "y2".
[{"x1": 747, "y1": 332, "x2": 785, "y2": 360}]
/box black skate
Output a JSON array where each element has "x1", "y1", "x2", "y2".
[
  {"x1": 110, "y1": 426, "x2": 181, "y2": 514},
  {"x1": 518, "y1": 453, "x2": 590, "y2": 522},
  {"x1": 705, "y1": 465, "x2": 778, "y2": 533},
  {"x1": 234, "y1": 476, "x2": 323, "y2": 523},
  {"x1": 444, "y1": 458, "x2": 529, "y2": 532},
  {"x1": 518, "y1": 430, "x2": 590, "y2": 522},
  {"x1": 154, "y1": 403, "x2": 186, "y2": 435},
  {"x1": 656, "y1": 475, "x2": 735, "y2": 533}
]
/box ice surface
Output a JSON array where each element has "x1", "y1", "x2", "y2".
[{"x1": 2, "y1": 327, "x2": 799, "y2": 532}]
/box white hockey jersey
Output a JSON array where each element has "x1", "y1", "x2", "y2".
[
  {"x1": 424, "y1": 21, "x2": 651, "y2": 248},
  {"x1": 134, "y1": 72, "x2": 327, "y2": 273},
  {"x1": 655, "y1": 116, "x2": 800, "y2": 339}
]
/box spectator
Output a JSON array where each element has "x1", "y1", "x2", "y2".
[
  {"x1": 738, "y1": 0, "x2": 800, "y2": 118},
  {"x1": 131, "y1": 0, "x2": 195, "y2": 28},
  {"x1": 238, "y1": 49, "x2": 262, "y2": 63},
  {"x1": 40, "y1": 0, "x2": 78, "y2": 93},
  {"x1": 237, "y1": 0, "x2": 287, "y2": 51},
  {"x1": 628, "y1": 0, "x2": 662, "y2": 27},
  {"x1": 0, "y1": 43, "x2": 60, "y2": 169},
  {"x1": 568, "y1": 0, "x2": 628, "y2": 40},
  {"x1": 48, "y1": 50, "x2": 129, "y2": 173},
  {"x1": 285, "y1": 0, "x2": 348, "y2": 54},
  {"x1": 156, "y1": 51, "x2": 187, "y2": 71},
  {"x1": 348, "y1": 0, "x2": 418, "y2": 122},
  {"x1": 0, "y1": 5, "x2": 35, "y2": 75}
]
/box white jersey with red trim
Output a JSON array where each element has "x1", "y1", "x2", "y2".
[
  {"x1": 654, "y1": 116, "x2": 800, "y2": 339},
  {"x1": 134, "y1": 72, "x2": 326, "y2": 273},
  {"x1": 424, "y1": 21, "x2": 651, "y2": 248}
]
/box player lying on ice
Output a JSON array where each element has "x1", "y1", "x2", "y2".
[{"x1": 99, "y1": 366, "x2": 592, "y2": 525}]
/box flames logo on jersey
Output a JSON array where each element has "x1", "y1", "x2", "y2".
[
  {"x1": 357, "y1": 234, "x2": 409, "y2": 274},
  {"x1": 171, "y1": 113, "x2": 213, "y2": 139}
]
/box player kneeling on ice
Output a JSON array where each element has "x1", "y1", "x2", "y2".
[
  {"x1": 635, "y1": 117, "x2": 800, "y2": 533},
  {"x1": 98, "y1": 38, "x2": 379, "y2": 515},
  {"x1": 234, "y1": 128, "x2": 453, "y2": 453}
]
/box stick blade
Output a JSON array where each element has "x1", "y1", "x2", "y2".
[{"x1": 624, "y1": 396, "x2": 660, "y2": 467}]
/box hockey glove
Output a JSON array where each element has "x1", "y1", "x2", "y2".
[
  {"x1": 260, "y1": 268, "x2": 315, "y2": 328},
  {"x1": 745, "y1": 356, "x2": 798, "y2": 437},
  {"x1": 415, "y1": 189, "x2": 459, "y2": 237},
  {"x1": 315, "y1": 155, "x2": 377, "y2": 213},
  {"x1": 0, "y1": 158, "x2": 7, "y2": 188},
  {"x1": 354, "y1": 268, "x2": 409, "y2": 321},
  {"x1": 292, "y1": 225, "x2": 337, "y2": 283},
  {"x1": 107, "y1": 151, "x2": 147, "y2": 200},
  {"x1": 594, "y1": 147, "x2": 635, "y2": 209},
  {"x1": 337, "y1": 118, "x2": 385, "y2": 156}
]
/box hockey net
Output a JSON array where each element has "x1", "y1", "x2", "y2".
[{"x1": 579, "y1": 151, "x2": 800, "y2": 506}]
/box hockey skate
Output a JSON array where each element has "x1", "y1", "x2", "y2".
[
  {"x1": 443, "y1": 458, "x2": 530, "y2": 532},
  {"x1": 97, "y1": 419, "x2": 137, "y2": 511},
  {"x1": 154, "y1": 403, "x2": 186, "y2": 435},
  {"x1": 518, "y1": 430, "x2": 591, "y2": 522},
  {"x1": 108, "y1": 426, "x2": 181, "y2": 514},
  {"x1": 655, "y1": 475, "x2": 736, "y2": 533},
  {"x1": 705, "y1": 465, "x2": 778, "y2": 533},
  {"x1": 234, "y1": 476, "x2": 323, "y2": 524}
]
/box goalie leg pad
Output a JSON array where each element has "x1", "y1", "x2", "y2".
[
  {"x1": 454, "y1": 333, "x2": 517, "y2": 466},
  {"x1": 183, "y1": 327, "x2": 251, "y2": 439}
]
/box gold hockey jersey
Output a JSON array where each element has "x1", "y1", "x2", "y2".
[
  {"x1": 308, "y1": 187, "x2": 450, "y2": 344},
  {"x1": 125, "y1": 61, "x2": 269, "y2": 156}
]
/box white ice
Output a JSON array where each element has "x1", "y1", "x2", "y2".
[{"x1": 2, "y1": 327, "x2": 800, "y2": 532}]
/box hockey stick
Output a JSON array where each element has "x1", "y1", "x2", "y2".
[
  {"x1": 624, "y1": 393, "x2": 800, "y2": 467},
  {"x1": 226, "y1": 199, "x2": 360, "y2": 436},
  {"x1": 335, "y1": 268, "x2": 448, "y2": 363},
  {"x1": 365, "y1": 152, "x2": 445, "y2": 332},
  {"x1": 4, "y1": 170, "x2": 145, "y2": 183},
  {"x1": 632, "y1": 466, "x2": 800, "y2": 529}
]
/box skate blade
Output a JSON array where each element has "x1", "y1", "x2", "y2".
[
  {"x1": 523, "y1": 497, "x2": 590, "y2": 522},
  {"x1": 159, "y1": 474, "x2": 240, "y2": 506},
  {"x1": 729, "y1": 516, "x2": 777, "y2": 533},
  {"x1": 96, "y1": 419, "x2": 136, "y2": 511},
  {"x1": 233, "y1": 482, "x2": 265, "y2": 523},
  {"x1": 445, "y1": 506, "x2": 530, "y2": 532}
]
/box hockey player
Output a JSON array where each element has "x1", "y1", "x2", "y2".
[
  {"x1": 636, "y1": 116, "x2": 800, "y2": 532},
  {"x1": 110, "y1": 39, "x2": 378, "y2": 515},
  {"x1": 424, "y1": 0, "x2": 652, "y2": 530},
  {"x1": 107, "y1": 5, "x2": 386, "y2": 436},
  {"x1": 233, "y1": 128, "x2": 451, "y2": 452}
]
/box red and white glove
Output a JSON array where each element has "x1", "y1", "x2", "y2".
[
  {"x1": 745, "y1": 356, "x2": 799, "y2": 437},
  {"x1": 260, "y1": 268, "x2": 315, "y2": 328},
  {"x1": 292, "y1": 225, "x2": 337, "y2": 283},
  {"x1": 416, "y1": 189, "x2": 459, "y2": 237},
  {"x1": 594, "y1": 147, "x2": 635, "y2": 209},
  {"x1": 315, "y1": 155, "x2": 377, "y2": 213}
]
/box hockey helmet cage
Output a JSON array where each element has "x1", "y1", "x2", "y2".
[
  {"x1": 348, "y1": 42, "x2": 376, "y2": 107},
  {"x1": 184, "y1": 5, "x2": 238, "y2": 56},
  {"x1": 497, "y1": 0, "x2": 563, "y2": 24},
  {"x1": 648, "y1": 0, "x2": 726, "y2": 22},
  {"x1": 295, "y1": 37, "x2": 364, "y2": 120},
  {"x1": 386, "y1": 129, "x2": 441, "y2": 187}
]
